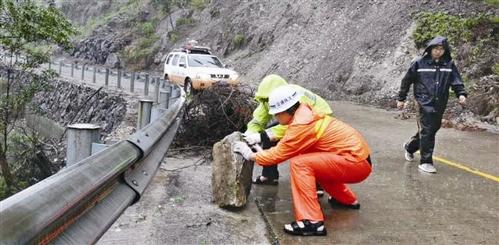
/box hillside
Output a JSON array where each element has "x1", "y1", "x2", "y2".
[{"x1": 59, "y1": 0, "x2": 498, "y2": 128}]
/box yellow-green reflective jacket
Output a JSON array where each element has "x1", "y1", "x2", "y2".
[{"x1": 245, "y1": 84, "x2": 333, "y2": 139}]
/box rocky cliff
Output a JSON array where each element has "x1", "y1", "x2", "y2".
[{"x1": 59, "y1": 0, "x2": 498, "y2": 125}]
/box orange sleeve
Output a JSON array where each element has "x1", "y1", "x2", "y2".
[{"x1": 255, "y1": 124, "x2": 317, "y2": 166}]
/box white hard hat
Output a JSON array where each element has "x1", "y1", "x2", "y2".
[{"x1": 268, "y1": 85, "x2": 301, "y2": 115}]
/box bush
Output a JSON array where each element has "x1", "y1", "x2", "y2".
[
  {"x1": 412, "y1": 11, "x2": 497, "y2": 75},
  {"x1": 493, "y1": 63, "x2": 499, "y2": 76},
  {"x1": 190, "y1": 0, "x2": 206, "y2": 11},
  {"x1": 168, "y1": 31, "x2": 179, "y2": 43},
  {"x1": 138, "y1": 21, "x2": 156, "y2": 36},
  {"x1": 176, "y1": 17, "x2": 194, "y2": 27},
  {"x1": 412, "y1": 12, "x2": 493, "y2": 48},
  {"x1": 233, "y1": 34, "x2": 246, "y2": 48},
  {"x1": 0, "y1": 177, "x2": 7, "y2": 200},
  {"x1": 122, "y1": 35, "x2": 160, "y2": 69},
  {"x1": 484, "y1": 0, "x2": 499, "y2": 6}
]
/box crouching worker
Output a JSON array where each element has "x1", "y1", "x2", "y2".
[
  {"x1": 244, "y1": 74, "x2": 332, "y2": 198},
  {"x1": 234, "y1": 85, "x2": 372, "y2": 236}
]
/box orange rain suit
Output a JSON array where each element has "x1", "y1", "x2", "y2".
[{"x1": 255, "y1": 104, "x2": 372, "y2": 221}]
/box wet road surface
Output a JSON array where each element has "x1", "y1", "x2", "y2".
[
  {"x1": 99, "y1": 101, "x2": 498, "y2": 244},
  {"x1": 253, "y1": 101, "x2": 498, "y2": 244}
]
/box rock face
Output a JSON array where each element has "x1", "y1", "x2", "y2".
[
  {"x1": 212, "y1": 132, "x2": 254, "y2": 209},
  {"x1": 32, "y1": 79, "x2": 127, "y2": 134}
]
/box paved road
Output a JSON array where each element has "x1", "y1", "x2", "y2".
[
  {"x1": 98, "y1": 100, "x2": 498, "y2": 244},
  {"x1": 253, "y1": 101, "x2": 498, "y2": 244}
]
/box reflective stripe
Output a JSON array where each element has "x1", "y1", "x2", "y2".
[
  {"x1": 417, "y1": 69, "x2": 436, "y2": 72},
  {"x1": 440, "y1": 68, "x2": 452, "y2": 72},
  {"x1": 314, "y1": 116, "x2": 332, "y2": 139},
  {"x1": 303, "y1": 91, "x2": 317, "y2": 103}
]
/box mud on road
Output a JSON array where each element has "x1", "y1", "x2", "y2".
[{"x1": 98, "y1": 150, "x2": 270, "y2": 245}]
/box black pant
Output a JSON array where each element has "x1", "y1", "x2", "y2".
[
  {"x1": 405, "y1": 107, "x2": 443, "y2": 164},
  {"x1": 260, "y1": 131, "x2": 279, "y2": 179}
]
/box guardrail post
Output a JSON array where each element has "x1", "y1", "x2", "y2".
[
  {"x1": 144, "y1": 74, "x2": 149, "y2": 96},
  {"x1": 130, "y1": 72, "x2": 135, "y2": 93},
  {"x1": 71, "y1": 63, "x2": 74, "y2": 77},
  {"x1": 81, "y1": 64, "x2": 86, "y2": 80},
  {"x1": 59, "y1": 62, "x2": 63, "y2": 75},
  {"x1": 66, "y1": 123, "x2": 101, "y2": 166},
  {"x1": 117, "y1": 69, "x2": 122, "y2": 89},
  {"x1": 137, "y1": 99, "x2": 154, "y2": 129},
  {"x1": 92, "y1": 66, "x2": 97, "y2": 83},
  {"x1": 159, "y1": 89, "x2": 171, "y2": 109},
  {"x1": 154, "y1": 77, "x2": 160, "y2": 104},
  {"x1": 105, "y1": 68, "x2": 110, "y2": 87}
]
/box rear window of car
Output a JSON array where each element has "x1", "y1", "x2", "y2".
[
  {"x1": 172, "y1": 54, "x2": 179, "y2": 66},
  {"x1": 179, "y1": 55, "x2": 186, "y2": 66}
]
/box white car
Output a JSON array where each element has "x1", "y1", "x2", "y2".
[{"x1": 163, "y1": 46, "x2": 239, "y2": 93}]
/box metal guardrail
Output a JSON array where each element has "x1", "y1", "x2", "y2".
[
  {"x1": 0, "y1": 83, "x2": 185, "y2": 244},
  {"x1": 1, "y1": 53, "x2": 167, "y2": 97}
]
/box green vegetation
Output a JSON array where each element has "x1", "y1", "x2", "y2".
[
  {"x1": 138, "y1": 21, "x2": 156, "y2": 36},
  {"x1": 153, "y1": 0, "x2": 207, "y2": 14},
  {"x1": 483, "y1": 0, "x2": 499, "y2": 6},
  {"x1": 121, "y1": 16, "x2": 162, "y2": 70},
  {"x1": 176, "y1": 17, "x2": 194, "y2": 26},
  {"x1": 493, "y1": 63, "x2": 499, "y2": 76},
  {"x1": 0, "y1": 0, "x2": 76, "y2": 199},
  {"x1": 76, "y1": 0, "x2": 141, "y2": 38},
  {"x1": 412, "y1": 11, "x2": 497, "y2": 68},
  {"x1": 168, "y1": 31, "x2": 180, "y2": 43},
  {"x1": 233, "y1": 33, "x2": 246, "y2": 48},
  {"x1": 190, "y1": 0, "x2": 206, "y2": 11},
  {"x1": 122, "y1": 34, "x2": 160, "y2": 70},
  {"x1": 412, "y1": 12, "x2": 492, "y2": 48}
]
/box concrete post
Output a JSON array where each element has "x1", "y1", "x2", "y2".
[
  {"x1": 130, "y1": 72, "x2": 135, "y2": 93},
  {"x1": 105, "y1": 68, "x2": 110, "y2": 87},
  {"x1": 48, "y1": 61, "x2": 51, "y2": 70},
  {"x1": 66, "y1": 123, "x2": 101, "y2": 166},
  {"x1": 70, "y1": 63, "x2": 74, "y2": 77},
  {"x1": 137, "y1": 99, "x2": 154, "y2": 129},
  {"x1": 154, "y1": 77, "x2": 160, "y2": 104},
  {"x1": 144, "y1": 74, "x2": 150, "y2": 96},
  {"x1": 92, "y1": 66, "x2": 97, "y2": 83},
  {"x1": 117, "y1": 69, "x2": 122, "y2": 89},
  {"x1": 159, "y1": 89, "x2": 171, "y2": 109},
  {"x1": 81, "y1": 64, "x2": 85, "y2": 80},
  {"x1": 59, "y1": 62, "x2": 63, "y2": 75}
]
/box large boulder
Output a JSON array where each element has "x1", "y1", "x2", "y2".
[{"x1": 212, "y1": 132, "x2": 254, "y2": 209}]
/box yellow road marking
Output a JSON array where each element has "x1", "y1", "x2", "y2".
[{"x1": 432, "y1": 155, "x2": 499, "y2": 183}]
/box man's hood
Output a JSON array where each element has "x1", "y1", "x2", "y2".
[
  {"x1": 255, "y1": 74, "x2": 288, "y2": 99},
  {"x1": 424, "y1": 36, "x2": 452, "y2": 61}
]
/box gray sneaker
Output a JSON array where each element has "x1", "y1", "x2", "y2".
[
  {"x1": 403, "y1": 143, "x2": 415, "y2": 162},
  {"x1": 418, "y1": 163, "x2": 437, "y2": 173}
]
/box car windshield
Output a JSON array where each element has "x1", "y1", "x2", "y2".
[{"x1": 187, "y1": 54, "x2": 223, "y2": 68}]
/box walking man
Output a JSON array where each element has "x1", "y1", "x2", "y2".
[{"x1": 397, "y1": 36, "x2": 467, "y2": 173}]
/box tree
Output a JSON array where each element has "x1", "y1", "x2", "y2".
[{"x1": 0, "y1": 0, "x2": 76, "y2": 194}]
